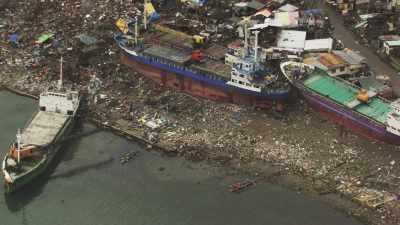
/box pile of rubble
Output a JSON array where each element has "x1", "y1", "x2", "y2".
[{"x1": 0, "y1": 0, "x2": 142, "y2": 93}]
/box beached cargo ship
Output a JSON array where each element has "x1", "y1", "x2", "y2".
[
  {"x1": 2, "y1": 62, "x2": 80, "y2": 193},
  {"x1": 281, "y1": 61, "x2": 400, "y2": 145},
  {"x1": 114, "y1": 14, "x2": 290, "y2": 110}
]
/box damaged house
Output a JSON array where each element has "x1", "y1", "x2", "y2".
[
  {"x1": 378, "y1": 35, "x2": 400, "y2": 57},
  {"x1": 303, "y1": 49, "x2": 366, "y2": 79},
  {"x1": 331, "y1": 0, "x2": 370, "y2": 14}
]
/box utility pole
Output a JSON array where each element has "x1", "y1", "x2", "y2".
[
  {"x1": 135, "y1": 16, "x2": 138, "y2": 45},
  {"x1": 144, "y1": 0, "x2": 148, "y2": 30},
  {"x1": 244, "y1": 23, "x2": 248, "y2": 57},
  {"x1": 58, "y1": 56, "x2": 63, "y2": 91}
]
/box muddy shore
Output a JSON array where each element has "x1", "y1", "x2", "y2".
[{"x1": 1, "y1": 70, "x2": 400, "y2": 225}]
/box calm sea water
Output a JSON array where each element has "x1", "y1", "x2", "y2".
[{"x1": 0, "y1": 91, "x2": 363, "y2": 225}]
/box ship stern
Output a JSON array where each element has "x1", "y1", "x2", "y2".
[{"x1": 2, "y1": 154, "x2": 15, "y2": 194}]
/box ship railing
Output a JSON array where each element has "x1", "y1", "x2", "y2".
[
  {"x1": 149, "y1": 40, "x2": 192, "y2": 53},
  {"x1": 138, "y1": 51, "x2": 233, "y2": 88},
  {"x1": 143, "y1": 51, "x2": 228, "y2": 83},
  {"x1": 21, "y1": 110, "x2": 40, "y2": 132},
  {"x1": 261, "y1": 89, "x2": 290, "y2": 94},
  {"x1": 189, "y1": 65, "x2": 228, "y2": 82},
  {"x1": 52, "y1": 115, "x2": 72, "y2": 144},
  {"x1": 142, "y1": 50, "x2": 188, "y2": 67}
]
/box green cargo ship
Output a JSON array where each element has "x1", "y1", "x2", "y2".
[{"x1": 281, "y1": 61, "x2": 400, "y2": 145}]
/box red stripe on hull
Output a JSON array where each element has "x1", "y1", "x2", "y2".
[
  {"x1": 120, "y1": 54, "x2": 283, "y2": 110},
  {"x1": 308, "y1": 100, "x2": 393, "y2": 144}
]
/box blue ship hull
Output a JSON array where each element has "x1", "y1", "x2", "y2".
[{"x1": 115, "y1": 33, "x2": 291, "y2": 110}]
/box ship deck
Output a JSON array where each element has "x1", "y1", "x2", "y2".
[
  {"x1": 146, "y1": 32, "x2": 193, "y2": 51},
  {"x1": 21, "y1": 111, "x2": 69, "y2": 146},
  {"x1": 141, "y1": 29, "x2": 231, "y2": 79},
  {"x1": 189, "y1": 60, "x2": 231, "y2": 80},
  {"x1": 143, "y1": 45, "x2": 192, "y2": 65},
  {"x1": 203, "y1": 44, "x2": 227, "y2": 60},
  {"x1": 7, "y1": 156, "x2": 43, "y2": 176},
  {"x1": 303, "y1": 70, "x2": 392, "y2": 123}
]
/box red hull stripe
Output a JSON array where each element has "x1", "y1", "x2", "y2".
[{"x1": 120, "y1": 53, "x2": 284, "y2": 110}]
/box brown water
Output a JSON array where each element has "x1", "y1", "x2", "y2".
[{"x1": 0, "y1": 91, "x2": 364, "y2": 225}]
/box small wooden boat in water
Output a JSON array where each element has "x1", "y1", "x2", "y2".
[{"x1": 229, "y1": 180, "x2": 256, "y2": 193}]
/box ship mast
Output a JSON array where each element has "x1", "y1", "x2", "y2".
[
  {"x1": 58, "y1": 56, "x2": 63, "y2": 91},
  {"x1": 16, "y1": 129, "x2": 21, "y2": 164},
  {"x1": 254, "y1": 30, "x2": 260, "y2": 62},
  {"x1": 135, "y1": 16, "x2": 138, "y2": 45},
  {"x1": 244, "y1": 23, "x2": 248, "y2": 57}
]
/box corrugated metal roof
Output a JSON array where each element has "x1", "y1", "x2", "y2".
[
  {"x1": 235, "y1": 0, "x2": 265, "y2": 9},
  {"x1": 304, "y1": 38, "x2": 333, "y2": 52},
  {"x1": 277, "y1": 30, "x2": 306, "y2": 49},
  {"x1": 354, "y1": 21, "x2": 368, "y2": 29},
  {"x1": 247, "y1": 0, "x2": 265, "y2": 9},
  {"x1": 378, "y1": 35, "x2": 400, "y2": 41},
  {"x1": 274, "y1": 11, "x2": 299, "y2": 27},
  {"x1": 333, "y1": 49, "x2": 365, "y2": 65},
  {"x1": 303, "y1": 9, "x2": 322, "y2": 15},
  {"x1": 359, "y1": 76, "x2": 391, "y2": 93},
  {"x1": 304, "y1": 57, "x2": 328, "y2": 70},
  {"x1": 358, "y1": 13, "x2": 380, "y2": 21},
  {"x1": 254, "y1": 8, "x2": 272, "y2": 17},
  {"x1": 386, "y1": 40, "x2": 400, "y2": 47},
  {"x1": 278, "y1": 3, "x2": 298, "y2": 12}
]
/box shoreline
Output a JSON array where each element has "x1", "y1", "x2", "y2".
[
  {"x1": 1, "y1": 85, "x2": 39, "y2": 100},
  {"x1": 0, "y1": 82, "x2": 392, "y2": 225}
]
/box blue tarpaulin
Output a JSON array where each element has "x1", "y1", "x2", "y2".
[
  {"x1": 303, "y1": 9, "x2": 322, "y2": 16},
  {"x1": 8, "y1": 34, "x2": 19, "y2": 44},
  {"x1": 196, "y1": 0, "x2": 207, "y2": 6},
  {"x1": 149, "y1": 12, "x2": 160, "y2": 22}
]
